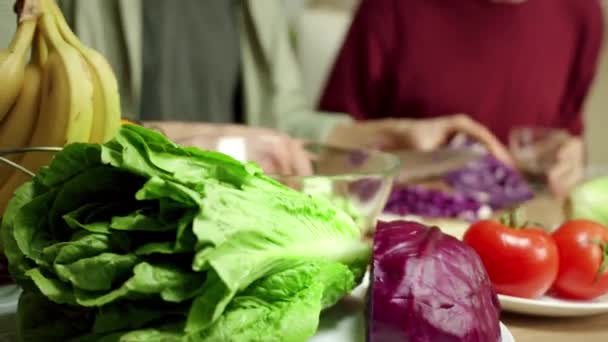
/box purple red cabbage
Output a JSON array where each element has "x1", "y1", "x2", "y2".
[{"x1": 369, "y1": 220, "x2": 501, "y2": 342}]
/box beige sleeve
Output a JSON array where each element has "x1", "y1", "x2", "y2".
[{"x1": 244, "y1": 0, "x2": 353, "y2": 142}]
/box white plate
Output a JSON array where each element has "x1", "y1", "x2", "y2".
[
  {"x1": 310, "y1": 310, "x2": 514, "y2": 342},
  {"x1": 311, "y1": 275, "x2": 515, "y2": 341},
  {"x1": 499, "y1": 293, "x2": 608, "y2": 317}
]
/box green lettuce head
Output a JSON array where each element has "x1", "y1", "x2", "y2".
[
  {"x1": 566, "y1": 176, "x2": 608, "y2": 226},
  {"x1": 2, "y1": 125, "x2": 370, "y2": 341}
]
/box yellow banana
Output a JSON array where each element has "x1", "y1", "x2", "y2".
[
  {"x1": 80, "y1": 58, "x2": 107, "y2": 144},
  {"x1": 0, "y1": 64, "x2": 43, "y2": 185},
  {"x1": 0, "y1": 65, "x2": 43, "y2": 148},
  {"x1": 1, "y1": 28, "x2": 47, "y2": 149},
  {"x1": 0, "y1": 0, "x2": 94, "y2": 213},
  {"x1": 0, "y1": 18, "x2": 36, "y2": 121},
  {"x1": 37, "y1": 0, "x2": 94, "y2": 145},
  {"x1": 33, "y1": 24, "x2": 48, "y2": 65},
  {"x1": 49, "y1": 0, "x2": 121, "y2": 143}
]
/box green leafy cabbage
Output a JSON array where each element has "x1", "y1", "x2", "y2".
[
  {"x1": 2, "y1": 125, "x2": 370, "y2": 341},
  {"x1": 566, "y1": 176, "x2": 608, "y2": 226}
]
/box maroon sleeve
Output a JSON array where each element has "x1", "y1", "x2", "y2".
[
  {"x1": 560, "y1": 2, "x2": 604, "y2": 136},
  {"x1": 318, "y1": 0, "x2": 397, "y2": 120}
]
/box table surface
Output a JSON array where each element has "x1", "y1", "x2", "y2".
[
  {"x1": 393, "y1": 192, "x2": 608, "y2": 342},
  {"x1": 503, "y1": 312, "x2": 608, "y2": 342}
]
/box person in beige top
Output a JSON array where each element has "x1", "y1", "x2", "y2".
[{"x1": 0, "y1": 0, "x2": 512, "y2": 173}]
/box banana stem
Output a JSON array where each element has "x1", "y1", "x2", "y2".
[
  {"x1": 14, "y1": 0, "x2": 41, "y2": 22},
  {"x1": 47, "y1": 0, "x2": 83, "y2": 50},
  {"x1": 7, "y1": 15, "x2": 36, "y2": 54},
  {"x1": 37, "y1": 0, "x2": 65, "y2": 51},
  {"x1": 31, "y1": 27, "x2": 47, "y2": 65}
]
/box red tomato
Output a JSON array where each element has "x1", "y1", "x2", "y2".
[
  {"x1": 463, "y1": 219, "x2": 559, "y2": 298},
  {"x1": 552, "y1": 219, "x2": 608, "y2": 300}
]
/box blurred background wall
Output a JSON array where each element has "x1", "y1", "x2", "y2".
[
  {"x1": 585, "y1": 0, "x2": 608, "y2": 166},
  {"x1": 0, "y1": 1, "x2": 15, "y2": 47}
]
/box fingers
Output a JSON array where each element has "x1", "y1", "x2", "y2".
[
  {"x1": 140, "y1": 123, "x2": 313, "y2": 177},
  {"x1": 327, "y1": 121, "x2": 396, "y2": 150},
  {"x1": 264, "y1": 137, "x2": 293, "y2": 175},
  {"x1": 387, "y1": 118, "x2": 446, "y2": 151},
  {"x1": 547, "y1": 137, "x2": 585, "y2": 198},
  {"x1": 406, "y1": 119, "x2": 447, "y2": 151},
  {"x1": 448, "y1": 115, "x2": 514, "y2": 166},
  {"x1": 556, "y1": 137, "x2": 585, "y2": 162},
  {"x1": 288, "y1": 139, "x2": 314, "y2": 176},
  {"x1": 141, "y1": 121, "x2": 221, "y2": 141},
  {"x1": 548, "y1": 162, "x2": 580, "y2": 199},
  {"x1": 256, "y1": 135, "x2": 314, "y2": 176},
  {"x1": 386, "y1": 115, "x2": 513, "y2": 166}
]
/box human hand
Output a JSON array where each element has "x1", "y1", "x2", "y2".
[
  {"x1": 142, "y1": 121, "x2": 313, "y2": 175},
  {"x1": 547, "y1": 136, "x2": 585, "y2": 199},
  {"x1": 327, "y1": 114, "x2": 513, "y2": 165}
]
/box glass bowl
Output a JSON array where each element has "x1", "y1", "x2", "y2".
[{"x1": 175, "y1": 133, "x2": 401, "y2": 234}]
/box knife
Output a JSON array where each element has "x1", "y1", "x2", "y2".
[{"x1": 391, "y1": 148, "x2": 484, "y2": 183}]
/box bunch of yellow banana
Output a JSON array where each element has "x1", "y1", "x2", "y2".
[{"x1": 0, "y1": 0, "x2": 122, "y2": 213}]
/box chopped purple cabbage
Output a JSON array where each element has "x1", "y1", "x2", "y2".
[
  {"x1": 444, "y1": 156, "x2": 533, "y2": 209},
  {"x1": 384, "y1": 186, "x2": 484, "y2": 222},
  {"x1": 369, "y1": 220, "x2": 501, "y2": 342},
  {"x1": 384, "y1": 148, "x2": 533, "y2": 219}
]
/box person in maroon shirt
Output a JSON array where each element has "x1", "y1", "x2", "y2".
[{"x1": 320, "y1": 0, "x2": 604, "y2": 197}]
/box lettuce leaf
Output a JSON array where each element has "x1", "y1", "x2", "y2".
[
  {"x1": 566, "y1": 176, "x2": 608, "y2": 226},
  {"x1": 3, "y1": 125, "x2": 369, "y2": 341},
  {"x1": 18, "y1": 261, "x2": 355, "y2": 342},
  {"x1": 194, "y1": 262, "x2": 355, "y2": 342}
]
